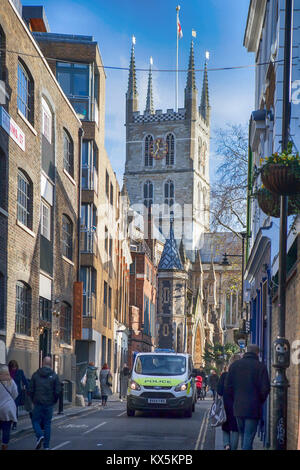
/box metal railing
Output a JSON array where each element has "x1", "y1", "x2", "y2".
[
  {"x1": 82, "y1": 292, "x2": 96, "y2": 318},
  {"x1": 80, "y1": 229, "x2": 97, "y2": 255}
]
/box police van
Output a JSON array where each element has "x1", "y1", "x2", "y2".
[{"x1": 127, "y1": 350, "x2": 197, "y2": 417}]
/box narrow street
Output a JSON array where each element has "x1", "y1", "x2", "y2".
[{"x1": 8, "y1": 399, "x2": 214, "y2": 451}]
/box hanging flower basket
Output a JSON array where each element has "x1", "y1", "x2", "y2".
[
  {"x1": 256, "y1": 188, "x2": 280, "y2": 217},
  {"x1": 261, "y1": 164, "x2": 300, "y2": 195},
  {"x1": 255, "y1": 188, "x2": 300, "y2": 218},
  {"x1": 259, "y1": 143, "x2": 300, "y2": 196}
]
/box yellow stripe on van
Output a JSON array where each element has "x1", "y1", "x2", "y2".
[{"x1": 135, "y1": 377, "x2": 182, "y2": 387}]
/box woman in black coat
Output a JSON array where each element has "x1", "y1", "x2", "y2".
[{"x1": 217, "y1": 354, "x2": 241, "y2": 450}]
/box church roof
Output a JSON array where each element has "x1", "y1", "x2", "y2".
[{"x1": 158, "y1": 220, "x2": 184, "y2": 271}]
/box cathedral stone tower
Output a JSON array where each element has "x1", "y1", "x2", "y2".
[{"x1": 124, "y1": 40, "x2": 211, "y2": 251}]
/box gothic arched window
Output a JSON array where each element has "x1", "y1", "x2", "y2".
[
  {"x1": 144, "y1": 135, "x2": 153, "y2": 167},
  {"x1": 164, "y1": 180, "x2": 174, "y2": 208},
  {"x1": 143, "y1": 180, "x2": 153, "y2": 208},
  {"x1": 166, "y1": 133, "x2": 175, "y2": 166}
]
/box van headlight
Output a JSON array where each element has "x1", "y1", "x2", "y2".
[
  {"x1": 174, "y1": 382, "x2": 188, "y2": 392},
  {"x1": 130, "y1": 380, "x2": 141, "y2": 391}
]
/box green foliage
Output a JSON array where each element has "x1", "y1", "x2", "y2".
[{"x1": 202, "y1": 342, "x2": 240, "y2": 374}]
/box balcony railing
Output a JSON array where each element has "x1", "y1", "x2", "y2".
[
  {"x1": 82, "y1": 292, "x2": 96, "y2": 318},
  {"x1": 80, "y1": 229, "x2": 97, "y2": 255}
]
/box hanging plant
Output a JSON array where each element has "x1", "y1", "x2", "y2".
[
  {"x1": 254, "y1": 187, "x2": 300, "y2": 218},
  {"x1": 259, "y1": 142, "x2": 300, "y2": 195}
]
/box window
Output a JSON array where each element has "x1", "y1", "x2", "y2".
[
  {"x1": 166, "y1": 134, "x2": 175, "y2": 166},
  {"x1": 56, "y1": 62, "x2": 90, "y2": 120},
  {"x1": 15, "y1": 281, "x2": 31, "y2": 336},
  {"x1": 110, "y1": 182, "x2": 114, "y2": 206},
  {"x1": 0, "y1": 149, "x2": 7, "y2": 210},
  {"x1": 0, "y1": 26, "x2": 6, "y2": 82},
  {"x1": 41, "y1": 200, "x2": 51, "y2": 240},
  {"x1": 82, "y1": 140, "x2": 98, "y2": 191},
  {"x1": 144, "y1": 135, "x2": 153, "y2": 167},
  {"x1": 63, "y1": 129, "x2": 74, "y2": 177},
  {"x1": 42, "y1": 98, "x2": 52, "y2": 143},
  {"x1": 60, "y1": 302, "x2": 72, "y2": 344},
  {"x1": 80, "y1": 267, "x2": 96, "y2": 317},
  {"x1": 108, "y1": 286, "x2": 112, "y2": 311},
  {"x1": 0, "y1": 272, "x2": 4, "y2": 330},
  {"x1": 17, "y1": 60, "x2": 34, "y2": 123},
  {"x1": 80, "y1": 204, "x2": 96, "y2": 253},
  {"x1": 39, "y1": 297, "x2": 52, "y2": 322},
  {"x1": 164, "y1": 180, "x2": 174, "y2": 208},
  {"x1": 103, "y1": 281, "x2": 108, "y2": 326},
  {"x1": 163, "y1": 324, "x2": 169, "y2": 337},
  {"x1": 105, "y1": 226, "x2": 108, "y2": 252},
  {"x1": 62, "y1": 215, "x2": 73, "y2": 260},
  {"x1": 163, "y1": 287, "x2": 170, "y2": 303},
  {"x1": 109, "y1": 236, "x2": 113, "y2": 259},
  {"x1": 17, "y1": 170, "x2": 32, "y2": 228},
  {"x1": 143, "y1": 180, "x2": 153, "y2": 209},
  {"x1": 105, "y1": 171, "x2": 109, "y2": 198},
  {"x1": 130, "y1": 260, "x2": 136, "y2": 274}
]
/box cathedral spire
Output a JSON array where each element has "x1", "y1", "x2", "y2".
[
  {"x1": 200, "y1": 53, "x2": 210, "y2": 125},
  {"x1": 145, "y1": 57, "x2": 154, "y2": 114},
  {"x1": 126, "y1": 36, "x2": 138, "y2": 122},
  {"x1": 184, "y1": 40, "x2": 198, "y2": 119},
  {"x1": 186, "y1": 40, "x2": 196, "y2": 93},
  {"x1": 158, "y1": 216, "x2": 183, "y2": 271}
]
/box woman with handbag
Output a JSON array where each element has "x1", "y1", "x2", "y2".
[
  {"x1": 217, "y1": 355, "x2": 241, "y2": 450},
  {"x1": 8, "y1": 360, "x2": 29, "y2": 430},
  {"x1": 0, "y1": 364, "x2": 18, "y2": 450},
  {"x1": 99, "y1": 363, "x2": 112, "y2": 407}
]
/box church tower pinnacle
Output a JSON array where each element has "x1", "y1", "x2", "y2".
[
  {"x1": 126, "y1": 36, "x2": 139, "y2": 122},
  {"x1": 184, "y1": 40, "x2": 198, "y2": 119},
  {"x1": 200, "y1": 54, "x2": 210, "y2": 125},
  {"x1": 145, "y1": 57, "x2": 154, "y2": 114}
]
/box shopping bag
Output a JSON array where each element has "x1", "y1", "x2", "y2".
[
  {"x1": 209, "y1": 395, "x2": 226, "y2": 427},
  {"x1": 106, "y1": 372, "x2": 112, "y2": 387},
  {"x1": 80, "y1": 371, "x2": 87, "y2": 387}
]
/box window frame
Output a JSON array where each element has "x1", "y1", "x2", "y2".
[
  {"x1": 144, "y1": 135, "x2": 154, "y2": 167},
  {"x1": 17, "y1": 170, "x2": 31, "y2": 228},
  {"x1": 143, "y1": 180, "x2": 153, "y2": 209},
  {"x1": 62, "y1": 214, "x2": 73, "y2": 260},
  {"x1": 17, "y1": 60, "x2": 33, "y2": 123},
  {"x1": 15, "y1": 281, "x2": 31, "y2": 336},
  {"x1": 41, "y1": 199, "x2": 51, "y2": 241},
  {"x1": 60, "y1": 301, "x2": 72, "y2": 345},
  {"x1": 63, "y1": 129, "x2": 74, "y2": 177},
  {"x1": 41, "y1": 98, "x2": 52, "y2": 143},
  {"x1": 166, "y1": 133, "x2": 175, "y2": 166}
]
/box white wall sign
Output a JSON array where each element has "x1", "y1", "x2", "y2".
[{"x1": 0, "y1": 106, "x2": 25, "y2": 151}]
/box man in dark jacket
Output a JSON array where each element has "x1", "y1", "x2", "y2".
[
  {"x1": 29, "y1": 356, "x2": 61, "y2": 450},
  {"x1": 226, "y1": 344, "x2": 270, "y2": 450}
]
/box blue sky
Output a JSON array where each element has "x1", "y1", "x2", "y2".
[{"x1": 22, "y1": 0, "x2": 255, "y2": 184}]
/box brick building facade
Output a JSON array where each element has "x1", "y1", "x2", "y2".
[{"x1": 0, "y1": 0, "x2": 82, "y2": 400}]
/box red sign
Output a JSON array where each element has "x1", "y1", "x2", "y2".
[
  {"x1": 73, "y1": 282, "x2": 83, "y2": 340},
  {"x1": 0, "y1": 106, "x2": 25, "y2": 151}
]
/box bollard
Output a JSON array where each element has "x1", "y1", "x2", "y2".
[{"x1": 58, "y1": 382, "x2": 64, "y2": 414}]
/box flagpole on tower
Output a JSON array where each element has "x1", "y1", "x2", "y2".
[{"x1": 176, "y1": 5, "x2": 180, "y2": 112}]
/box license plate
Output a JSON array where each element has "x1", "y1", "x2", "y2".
[{"x1": 148, "y1": 398, "x2": 167, "y2": 404}]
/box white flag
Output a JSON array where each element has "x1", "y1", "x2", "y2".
[{"x1": 177, "y1": 16, "x2": 183, "y2": 39}]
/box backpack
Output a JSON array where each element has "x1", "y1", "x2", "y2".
[
  {"x1": 209, "y1": 395, "x2": 227, "y2": 427},
  {"x1": 106, "y1": 372, "x2": 112, "y2": 387}
]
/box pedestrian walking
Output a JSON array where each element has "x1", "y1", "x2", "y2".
[
  {"x1": 195, "y1": 374, "x2": 203, "y2": 400},
  {"x1": 119, "y1": 363, "x2": 130, "y2": 401},
  {"x1": 8, "y1": 360, "x2": 29, "y2": 430},
  {"x1": 217, "y1": 355, "x2": 241, "y2": 450},
  {"x1": 0, "y1": 364, "x2": 18, "y2": 450},
  {"x1": 29, "y1": 356, "x2": 61, "y2": 450},
  {"x1": 86, "y1": 362, "x2": 98, "y2": 406},
  {"x1": 99, "y1": 363, "x2": 112, "y2": 407},
  {"x1": 208, "y1": 369, "x2": 219, "y2": 400},
  {"x1": 226, "y1": 344, "x2": 270, "y2": 450}
]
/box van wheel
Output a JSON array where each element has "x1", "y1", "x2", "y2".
[
  {"x1": 127, "y1": 407, "x2": 135, "y2": 417},
  {"x1": 184, "y1": 404, "x2": 193, "y2": 418}
]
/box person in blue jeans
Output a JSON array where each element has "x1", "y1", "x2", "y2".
[
  {"x1": 226, "y1": 344, "x2": 270, "y2": 450},
  {"x1": 29, "y1": 356, "x2": 61, "y2": 450}
]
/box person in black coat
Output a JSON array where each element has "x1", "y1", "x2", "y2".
[
  {"x1": 207, "y1": 369, "x2": 219, "y2": 400},
  {"x1": 217, "y1": 355, "x2": 241, "y2": 450},
  {"x1": 226, "y1": 344, "x2": 270, "y2": 450}
]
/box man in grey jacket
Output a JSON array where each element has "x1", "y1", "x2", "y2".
[{"x1": 29, "y1": 356, "x2": 61, "y2": 450}]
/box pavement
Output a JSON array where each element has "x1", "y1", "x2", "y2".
[{"x1": 214, "y1": 423, "x2": 265, "y2": 451}]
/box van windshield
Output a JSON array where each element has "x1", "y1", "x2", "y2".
[{"x1": 135, "y1": 354, "x2": 186, "y2": 376}]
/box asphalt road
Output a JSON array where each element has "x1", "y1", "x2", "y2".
[{"x1": 8, "y1": 398, "x2": 215, "y2": 451}]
